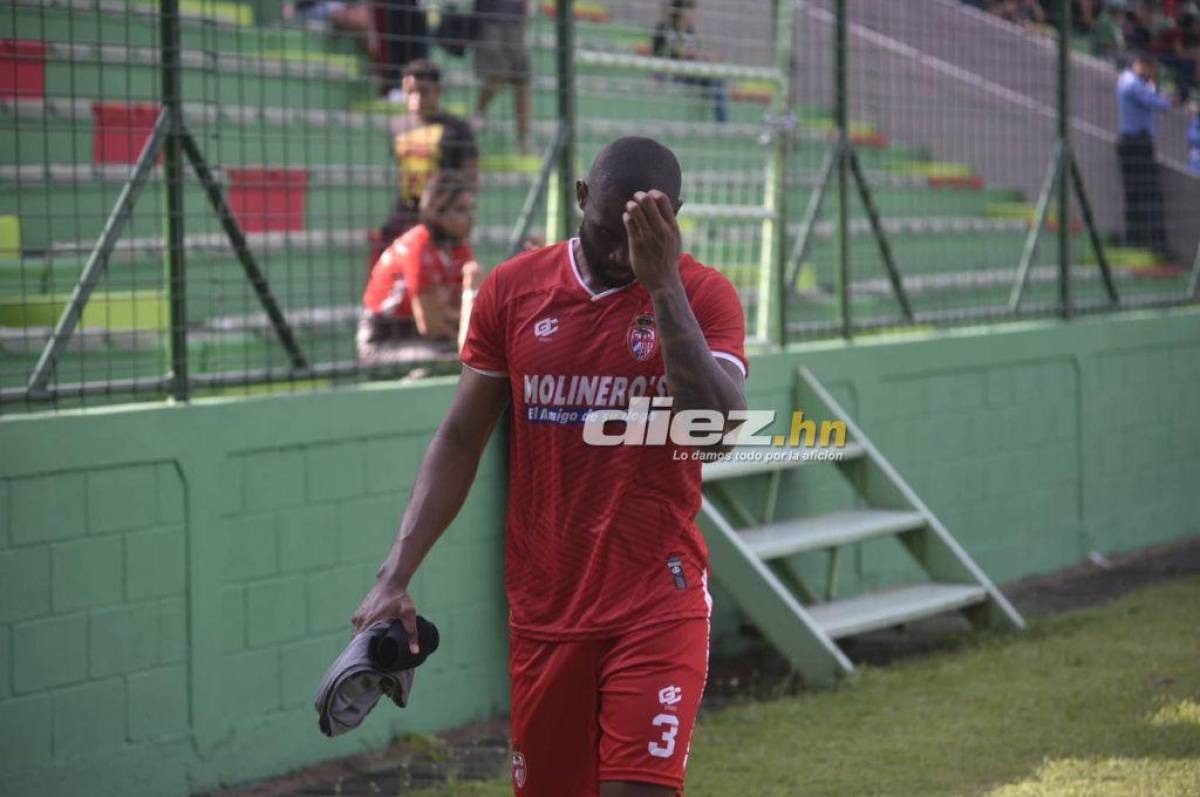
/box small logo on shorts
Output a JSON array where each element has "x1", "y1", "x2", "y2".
[
  {"x1": 667, "y1": 555, "x2": 687, "y2": 590},
  {"x1": 658, "y1": 685, "x2": 683, "y2": 707},
  {"x1": 512, "y1": 749, "x2": 527, "y2": 788}
]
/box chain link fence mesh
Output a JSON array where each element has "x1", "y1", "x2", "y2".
[{"x1": 1, "y1": 0, "x2": 1197, "y2": 412}]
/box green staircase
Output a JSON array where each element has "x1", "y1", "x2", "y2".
[{"x1": 697, "y1": 366, "x2": 1024, "y2": 686}]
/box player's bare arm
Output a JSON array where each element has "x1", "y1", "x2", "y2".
[
  {"x1": 351, "y1": 368, "x2": 509, "y2": 649},
  {"x1": 410, "y1": 287, "x2": 459, "y2": 341},
  {"x1": 457, "y1": 260, "x2": 481, "y2": 352},
  {"x1": 623, "y1": 188, "x2": 746, "y2": 416}
]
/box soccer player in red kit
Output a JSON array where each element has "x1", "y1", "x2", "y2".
[{"x1": 352, "y1": 136, "x2": 747, "y2": 796}]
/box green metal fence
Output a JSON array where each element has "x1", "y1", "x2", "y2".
[{"x1": 1, "y1": 0, "x2": 1197, "y2": 413}]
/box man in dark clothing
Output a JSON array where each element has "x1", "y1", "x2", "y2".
[
  {"x1": 1123, "y1": 1, "x2": 1155, "y2": 52},
  {"x1": 472, "y1": 0, "x2": 532, "y2": 153},
  {"x1": 1116, "y1": 53, "x2": 1175, "y2": 257},
  {"x1": 373, "y1": 59, "x2": 479, "y2": 266},
  {"x1": 372, "y1": 0, "x2": 431, "y2": 96},
  {"x1": 1153, "y1": 13, "x2": 1200, "y2": 102},
  {"x1": 1038, "y1": 0, "x2": 1095, "y2": 32},
  {"x1": 652, "y1": 0, "x2": 729, "y2": 123}
]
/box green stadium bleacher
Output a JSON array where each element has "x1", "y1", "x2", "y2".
[{"x1": 0, "y1": 0, "x2": 1188, "y2": 398}]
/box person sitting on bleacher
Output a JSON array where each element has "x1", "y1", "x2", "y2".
[
  {"x1": 371, "y1": 59, "x2": 478, "y2": 268},
  {"x1": 285, "y1": 0, "x2": 430, "y2": 101},
  {"x1": 652, "y1": 0, "x2": 729, "y2": 123},
  {"x1": 359, "y1": 174, "x2": 480, "y2": 363},
  {"x1": 990, "y1": 0, "x2": 1047, "y2": 26},
  {"x1": 285, "y1": 0, "x2": 371, "y2": 49},
  {"x1": 1091, "y1": 1, "x2": 1127, "y2": 59},
  {"x1": 1152, "y1": 11, "x2": 1200, "y2": 102}
]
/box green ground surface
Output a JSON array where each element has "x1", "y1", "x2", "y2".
[{"x1": 410, "y1": 577, "x2": 1200, "y2": 796}]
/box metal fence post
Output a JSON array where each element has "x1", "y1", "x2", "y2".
[
  {"x1": 835, "y1": 0, "x2": 851, "y2": 339},
  {"x1": 554, "y1": 0, "x2": 576, "y2": 243},
  {"x1": 161, "y1": 0, "x2": 189, "y2": 399},
  {"x1": 757, "y1": 0, "x2": 793, "y2": 347},
  {"x1": 1057, "y1": 0, "x2": 1072, "y2": 319}
]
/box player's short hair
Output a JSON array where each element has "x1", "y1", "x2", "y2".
[
  {"x1": 587, "y1": 137, "x2": 683, "y2": 205},
  {"x1": 419, "y1": 172, "x2": 474, "y2": 220},
  {"x1": 403, "y1": 58, "x2": 441, "y2": 83}
]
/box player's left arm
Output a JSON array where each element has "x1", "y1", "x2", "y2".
[
  {"x1": 457, "y1": 259, "x2": 481, "y2": 352},
  {"x1": 411, "y1": 288, "x2": 459, "y2": 341},
  {"x1": 624, "y1": 189, "x2": 746, "y2": 418}
]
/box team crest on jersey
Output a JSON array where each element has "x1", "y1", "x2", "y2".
[
  {"x1": 512, "y1": 749, "x2": 527, "y2": 789},
  {"x1": 627, "y1": 313, "x2": 657, "y2": 362}
]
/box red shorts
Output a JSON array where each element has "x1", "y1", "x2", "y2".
[{"x1": 508, "y1": 616, "x2": 710, "y2": 796}]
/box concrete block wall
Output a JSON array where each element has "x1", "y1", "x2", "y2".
[
  {"x1": 0, "y1": 462, "x2": 186, "y2": 784},
  {"x1": 0, "y1": 381, "x2": 510, "y2": 796},
  {"x1": 2, "y1": 306, "x2": 1199, "y2": 795}
]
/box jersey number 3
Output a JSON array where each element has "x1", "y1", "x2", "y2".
[{"x1": 648, "y1": 714, "x2": 679, "y2": 758}]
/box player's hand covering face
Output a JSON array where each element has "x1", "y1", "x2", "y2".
[{"x1": 623, "y1": 189, "x2": 684, "y2": 294}]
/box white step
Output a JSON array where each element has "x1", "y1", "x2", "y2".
[
  {"x1": 741, "y1": 509, "x2": 926, "y2": 560},
  {"x1": 702, "y1": 442, "x2": 865, "y2": 482},
  {"x1": 809, "y1": 583, "x2": 988, "y2": 639}
]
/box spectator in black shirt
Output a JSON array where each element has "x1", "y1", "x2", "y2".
[
  {"x1": 652, "y1": 0, "x2": 729, "y2": 124},
  {"x1": 372, "y1": 59, "x2": 479, "y2": 267}
]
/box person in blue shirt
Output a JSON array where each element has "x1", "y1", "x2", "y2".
[
  {"x1": 1188, "y1": 101, "x2": 1200, "y2": 175},
  {"x1": 1116, "y1": 52, "x2": 1175, "y2": 257}
]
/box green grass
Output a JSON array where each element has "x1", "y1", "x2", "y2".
[{"x1": 410, "y1": 576, "x2": 1200, "y2": 796}]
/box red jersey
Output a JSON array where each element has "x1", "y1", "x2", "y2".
[
  {"x1": 461, "y1": 239, "x2": 748, "y2": 639},
  {"x1": 362, "y1": 224, "x2": 474, "y2": 320}
]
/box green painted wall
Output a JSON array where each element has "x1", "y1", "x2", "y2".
[
  {"x1": 0, "y1": 381, "x2": 511, "y2": 796},
  {"x1": 1, "y1": 307, "x2": 1199, "y2": 795}
]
